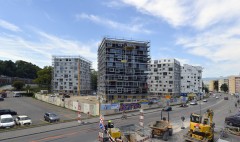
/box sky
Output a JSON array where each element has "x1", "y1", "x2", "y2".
[{"x1": 0, "y1": 0, "x2": 240, "y2": 78}]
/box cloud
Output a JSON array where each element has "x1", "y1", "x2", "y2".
[
  {"x1": 0, "y1": 30, "x2": 98, "y2": 69},
  {"x1": 176, "y1": 23, "x2": 240, "y2": 77},
  {"x1": 76, "y1": 13, "x2": 152, "y2": 34},
  {"x1": 0, "y1": 19, "x2": 21, "y2": 32},
  {"x1": 120, "y1": 0, "x2": 189, "y2": 27},
  {"x1": 120, "y1": 0, "x2": 240, "y2": 29}
]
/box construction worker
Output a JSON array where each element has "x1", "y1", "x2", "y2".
[{"x1": 108, "y1": 120, "x2": 114, "y2": 128}]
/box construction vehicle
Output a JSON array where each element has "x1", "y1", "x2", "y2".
[
  {"x1": 184, "y1": 109, "x2": 215, "y2": 142},
  {"x1": 99, "y1": 120, "x2": 124, "y2": 142},
  {"x1": 149, "y1": 111, "x2": 173, "y2": 141}
]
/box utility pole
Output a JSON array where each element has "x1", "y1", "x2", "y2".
[{"x1": 78, "y1": 59, "x2": 81, "y2": 96}]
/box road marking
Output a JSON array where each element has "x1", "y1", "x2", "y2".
[
  {"x1": 29, "y1": 127, "x2": 98, "y2": 142},
  {"x1": 30, "y1": 131, "x2": 78, "y2": 142}
]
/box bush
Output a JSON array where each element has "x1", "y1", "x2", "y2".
[{"x1": 20, "y1": 93, "x2": 34, "y2": 97}]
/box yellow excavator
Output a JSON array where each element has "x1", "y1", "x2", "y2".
[{"x1": 184, "y1": 109, "x2": 215, "y2": 142}]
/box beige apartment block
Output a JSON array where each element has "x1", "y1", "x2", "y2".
[
  {"x1": 229, "y1": 76, "x2": 240, "y2": 94},
  {"x1": 209, "y1": 80, "x2": 215, "y2": 92},
  {"x1": 218, "y1": 79, "x2": 229, "y2": 92}
]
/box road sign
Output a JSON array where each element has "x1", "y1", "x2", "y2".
[{"x1": 99, "y1": 114, "x2": 105, "y2": 130}]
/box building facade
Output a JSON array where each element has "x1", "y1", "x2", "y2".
[
  {"x1": 181, "y1": 64, "x2": 203, "y2": 94},
  {"x1": 98, "y1": 37, "x2": 150, "y2": 102},
  {"x1": 228, "y1": 76, "x2": 240, "y2": 94},
  {"x1": 52, "y1": 56, "x2": 91, "y2": 95},
  {"x1": 218, "y1": 79, "x2": 229, "y2": 92},
  {"x1": 209, "y1": 80, "x2": 218, "y2": 92},
  {"x1": 147, "y1": 59, "x2": 181, "y2": 97}
]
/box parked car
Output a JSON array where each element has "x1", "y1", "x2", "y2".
[
  {"x1": 44, "y1": 112, "x2": 60, "y2": 123},
  {"x1": 216, "y1": 96, "x2": 219, "y2": 99},
  {"x1": 224, "y1": 97, "x2": 229, "y2": 100},
  {"x1": 0, "y1": 97, "x2": 4, "y2": 101},
  {"x1": 0, "y1": 109, "x2": 17, "y2": 115},
  {"x1": 190, "y1": 101, "x2": 198, "y2": 105},
  {"x1": 180, "y1": 103, "x2": 188, "y2": 107},
  {"x1": 162, "y1": 106, "x2": 172, "y2": 111},
  {"x1": 63, "y1": 94, "x2": 70, "y2": 98},
  {"x1": 225, "y1": 113, "x2": 240, "y2": 127},
  {"x1": 13, "y1": 92, "x2": 21, "y2": 97},
  {"x1": 203, "y1": 99, "x2": 207, "y2": 102},
  {"x1": 0, "y1": 114, "x2": 15, "y2": 128},
  {"x1": 15, "y1": 115, "x2": 32, "y2": 126}
]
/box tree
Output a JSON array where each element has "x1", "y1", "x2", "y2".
[
  {"x1": 91, "y1": 69, "x2": 98, "y2": 92},
  {"x1": 220, "y1": 83, "x2": 228, "y2": 93},
  {"x1": 213, "y1": 81, "x2": 218, "y2": 92},
  {"x1": 0, "y1": 60, "x2": 40, "y2": 79},
  {"x1": 204, "y1": 87, "x2": 209, "y2": 94},
  {"x1": 34, "y1": 66, "x2": 52, "y2": 91},
  {"x1": 12, "y1": 81, "x2": 25, "y2": 90}
]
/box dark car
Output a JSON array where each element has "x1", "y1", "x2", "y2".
[
  {"x1": 225, "y1": 113, "x2": 240, "y2": 127},
  {"x1": 162, "y1": 106, "x2": 172, "y2": 111},
  {"x1": 44, "y1": 112, "x2": 60, "y2": 123},
  {"x1": 0, "y1": 97, "x2": 4, "y2": 101},
  {"x1": 0, "y1": 109, "x2": 17, "y2": 115},
  {"x1": 63, "y1": 94, "x2": 70, "y2": 98},
  {"x1": 224, "y1": 97, "x2": 229, "y2": 100},
  {"x1": 180, "y1": 103, "x2": 188, "y2": 107}
]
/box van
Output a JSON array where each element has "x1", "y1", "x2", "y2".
[{"x1": 0, "y1": 114, "x2": 15, "y2": 128}]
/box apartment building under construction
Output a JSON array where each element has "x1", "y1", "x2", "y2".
[
  {"x1": 52, "y1": 56, "x2": 91, "y2": 95},
  {"x1": 98, "y1": 37, "x2": 150, "y2": 102}
]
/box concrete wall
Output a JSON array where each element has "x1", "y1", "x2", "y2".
[
  {"x1": 100, "y1": 98, "x2": 182, "y2": 115},
  {"x1": 35, "y1": 93, "x2": 99, "y2": 116}
]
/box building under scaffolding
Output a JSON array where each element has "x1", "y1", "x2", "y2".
[
  {"x1": 52, "y1": 56, "x2": 91, "y2": 95},
  {"x1": 98, "y1": 37, "x2": 150, "y2": 102}
]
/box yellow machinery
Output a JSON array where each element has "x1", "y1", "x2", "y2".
[
  {"x1": 184, "y1": 109, "x2": 214, "y2": 142},
  {"x1": 108, "y1": 127, "x2": 121, "y2": 139}
]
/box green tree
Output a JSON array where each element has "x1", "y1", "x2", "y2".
[
  {"x1": 12, "y1": 81, "x2": 25, "y2": 90},
  {"x1": 0, "y1": 60, "x2": 40, "y2": 79},
  {"x1": 91, "y1": 69, "x2": 98, "y2": 92},
  {"x1": 213, "y1": 81, "x2": 218, "y2": 92},
  {"x1": 220, "y1": 83, "x2": 228, "y2": 93},
  {"x1": 204, "y1": 87, "x2": 209, "y2": 94},
  {"x1": 34, "y1": 66, "x2": 52, "y2": 91},
  {"x1": 15, "y1": 60, "x2": 41, "y2": 79}
]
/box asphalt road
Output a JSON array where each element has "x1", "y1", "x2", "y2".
[
  {"x1": 0, "y1": 93, "x2": 86, "y2": 125},
  {"x1": 2, "y1": 94, "x2": 239, "y2": 142}
]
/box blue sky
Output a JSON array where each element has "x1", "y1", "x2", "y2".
[{"x1": 0, "y1": 0, "x2": 240, "y2": 78}]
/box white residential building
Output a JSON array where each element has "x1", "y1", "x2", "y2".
[
  {"x1": 52, "y1": 56, "x2": 91, "y2": 95},
  {"x1": 181, "y1": 64, "x2": 203, "y2": 94},
  {"x1": 147, "y1": 59, "x2": 181, "y2": 97}
]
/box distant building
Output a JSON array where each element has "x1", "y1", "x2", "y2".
[
  {"x1": 52, "y1": 56, "x2": 91, "y2": 95},
  {"x1": 0, "y1": 75, "x2": 33, "y2": 86},
  {"x1": 98, "y1": 37, "x2": 150, "y2": 102},
  {"x1": 218, "y1": 79, "x2": 229, "y2": 92},
  {"x1": 208, "y1": 80, "x2": 216, "y2": 92},
  {"x1": 228, "y1": 76, "x2": 240, "y2": 94},
  {"x1": 147, "y1": 59, "x2": 181, "y2": 97},
  {"x1": 181, "y1": 64, "x2": 203, "y2": 94}
]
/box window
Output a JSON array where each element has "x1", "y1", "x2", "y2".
[{"x1": 169, "y1": 68, "x2": 173, "y2": 71}]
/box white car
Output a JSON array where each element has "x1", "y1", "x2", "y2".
[
  {"x1": 203, "y1": 99, "x2": 207, "y2": 102},
  {"x1": 13, "y1": 92, "x2": 21, "y2": 97},
  {"x1": 216, "y1": 96, "x2": 219, "y2": 99},
  {"x1": 0, "y1": 114, "x2": 15, "y2": 128},
  {"x1": 190, "y1": 101, "x2": 198, "y2": 105},
  {"x1": 15, "y1": 115, "x2": 32, "y2": 125}
]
